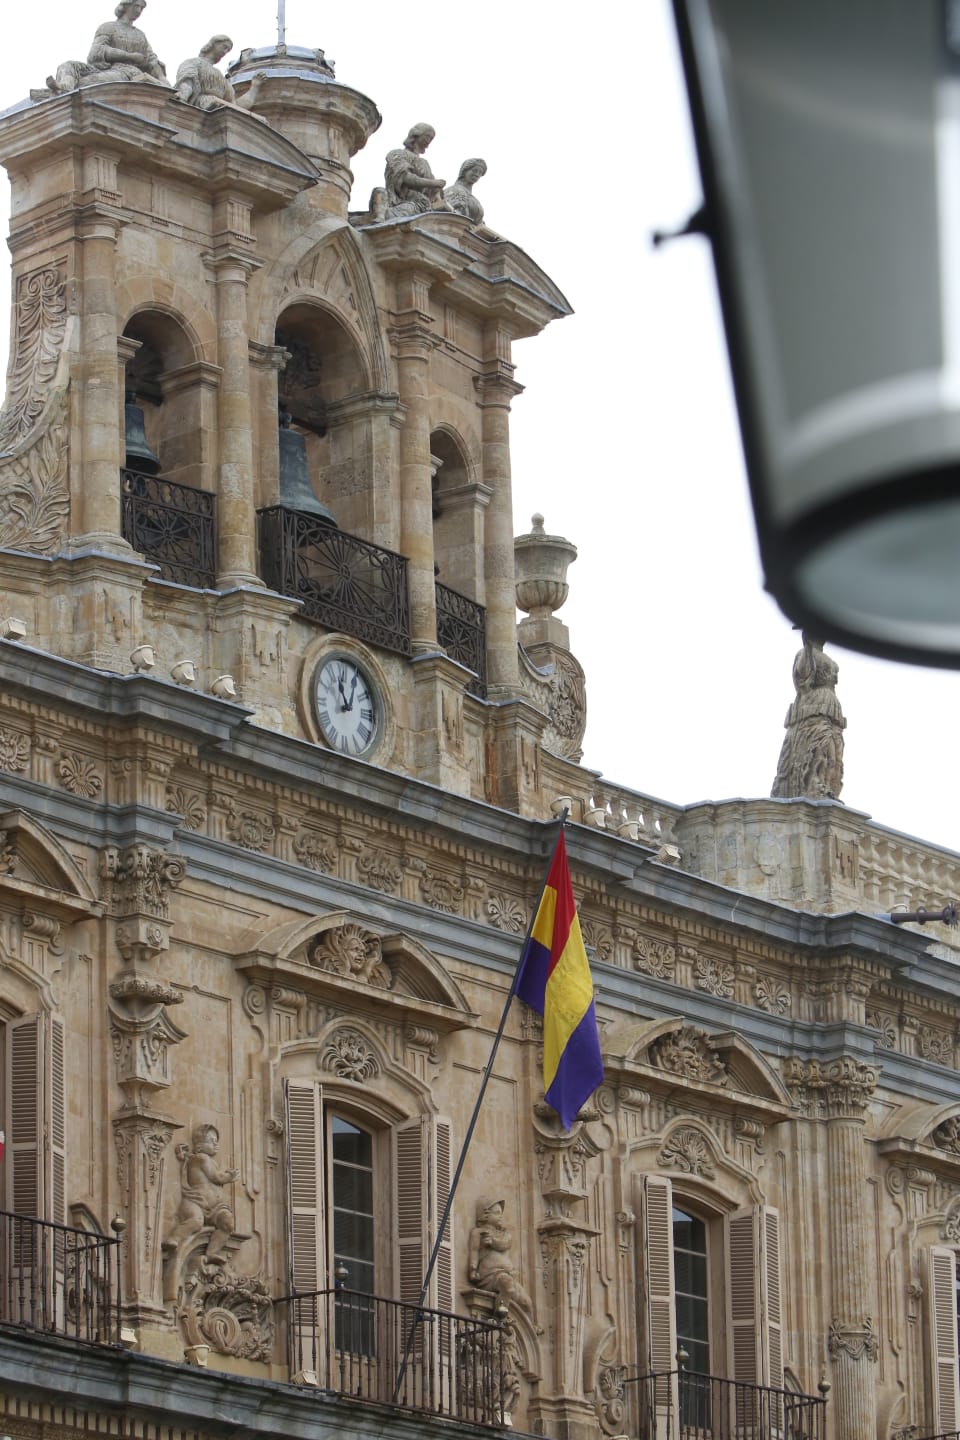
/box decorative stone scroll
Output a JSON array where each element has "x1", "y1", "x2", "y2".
[{"x1": 175, "y1": 1251, "x2": 273, "y2": 1362}]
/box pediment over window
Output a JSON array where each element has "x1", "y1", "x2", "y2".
[
  {"x1": 603, "y1": 1016, "x2": 791, "y2": 1122},
  {"x1": 878, "y1": 1099, "x2": 960, "y2": 1180},
  {"x1": 234, "y1": 911, "x2": 477, "y2": 1033},
  {"x1": 0, "y1": 810, "x2": 102, "y2": 920}
]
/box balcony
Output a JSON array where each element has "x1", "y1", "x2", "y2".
[
  {"x1": 259, "y1": 507, "x2": 411, "y2": 655},
  {"x1": 121, "y1": 469, "x2": 216, "y2": 589},
  {"x1": 436, "y1": 581, "x2": 486, "y2": 697},
  {"x1": 0, "y1": 1210, "x2": 121, "y2": 1346},
  {"x1": 277, "y1": 1287, "x2": 504, "y2": 1426},
  {"x1": 630, "y1": 1368, "x2": 827, "y2": 1440}
]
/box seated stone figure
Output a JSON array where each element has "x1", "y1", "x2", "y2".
[
  {"x1": 36, "y1": 0, "x2": 167, "y2": 99},
  {"x1": 175, "y1": 36, "x2": 265, "y2": 111},
  {"x1": 445, "y1": 159, "x2": 487, "y2": 223},
  {"x1": 166, "y1": 1123, "x2": 239, "y2": 1266},
  {"x1": 384, "y1": 124, "x2": 450, "y2": 219}
]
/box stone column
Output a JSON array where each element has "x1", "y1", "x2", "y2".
[
  {"x1": 392, "y1": 274, "x2": 438, "y2": 653},
  {"x1": 76, "y1": 209, "x2": 127, "y2": 547},
  {"x1": 210, "y1": 244, "x2": 262, "y2": 588},
  {"x1": 787, "y1": 1057, "x2": 878, "y2": 1440},
  {"x1": 476, "y1": 342, "x2": 523, "y2": 700}
]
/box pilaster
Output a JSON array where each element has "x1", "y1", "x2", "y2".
[
  {"x1": 391, "y1": 274, "x2": 439, "y2": 654},
  {"x1": 475, "y1": 342, "x2": 523, "y2": 700}
]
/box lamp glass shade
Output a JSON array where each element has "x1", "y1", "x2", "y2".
[{"x1": 674, "y1": 0, "x2": 960, "y2": 664}]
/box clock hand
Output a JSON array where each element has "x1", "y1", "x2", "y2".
[{"x1": 346, "y1": 673, "x2": 359, "y2": 710}]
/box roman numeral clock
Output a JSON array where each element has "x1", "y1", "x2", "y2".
[{"x1": 312, "y1": 652, "x2": 381, "y2": 758}]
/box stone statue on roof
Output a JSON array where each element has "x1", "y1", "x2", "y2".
[
  {"x1": 383, "y1": 123, "x2": 451, "y2": 218},
  {"x1": 175, "y1": 36, "x2": 265, "y2": 111},
  {"x1": 445, "y1": 158, "x2": 487, "y2": 223},
  {"x1": 771, "y1": 633, "x2": 846, "y2": 801},
  {"x1": 34, "y1": 0, "x2": 168, "y2": 100}
]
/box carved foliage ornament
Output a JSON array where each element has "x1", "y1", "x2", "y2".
[
  {"x1": 357, "y1": 849, "x2": 402, "y2": 894},
  {"x1": 658, "y1": 1127, "x2": 716, "y2": 1178},
  {"x1": 0, "y1": 267, "x2": 68, "y2": 449},
  {"x1": 308, "y1": 924, "x2": 392, "y2": 989},
  {"x1": 101, "y1": 845, "x2": 185, "y2": 918},
  {"x1": 0, "y1": 728, "x2": 30, "y2": 773},
  {"x1": 293, "y1": 827, "x2": 336, "y2": 873},
  {"x1": 487, "y1": 893, "x2": 526, "y2": 934},
  {"x1": 319, "y1": 1027, "x2": 380, "y2": 1082},
  {"x1": 755, "y1": 976, "x2": 791, "y2": 1016},
  {"x1": 695, "y1": 955, "x2": 735, "y2": 999},
  {"x1": 178, "y1": 1263, "x2": 274, "y2": 1363},
  {"x1": 166, "y1": 786, "x2": 207, "y2": 832},
  {"x1": 632, "y1": 934, "x2": 676, "y2": 980},
  {"x1": 647, "y1": 1027, "x2": 727, "y2": 1087},
  {"x1": 59, "y1": 753, "x2": 104, "y2": 799},
  {"x1": 420, "y1": 871, "x2": 464, "y2": 914},
  {"x1": 782, "y1": 1056, "x2": 878, "y2": 1117},
  {"x1": 827, "y1": 1315, "x2": 878, "y2": 1363}
]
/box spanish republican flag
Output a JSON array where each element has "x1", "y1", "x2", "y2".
[{"x1": 516, "y1": 832, "x2": 603, "y2": 1129}]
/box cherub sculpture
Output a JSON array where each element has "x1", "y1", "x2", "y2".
[
  {"x1": 167, "y1": 1123, "x2": 239, "y2": 1266},
  {"x1": 35, "y1": 0, "x2": 168, "y2": 100},
  {"x1": 467, "y1": 1197, "x2": 533, "y2": 1315}
]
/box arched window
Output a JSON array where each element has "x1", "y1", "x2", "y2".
[{"x1": 927, "y1": 1246, "x2": 960, "y2": 1429}]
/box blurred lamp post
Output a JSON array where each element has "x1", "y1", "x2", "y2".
[{"x1": 672, "y1": 0, "x2": 960, "y2": 666}]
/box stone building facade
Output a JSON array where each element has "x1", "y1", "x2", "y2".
[{"x1": 0, "y1": 15, "x2": 959, "y2": 1440}]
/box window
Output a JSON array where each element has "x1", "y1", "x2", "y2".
[
  {"x1": 637, "y1": 1176, "x2": 782, "y2": 1397},
  {"x1": 2, "y1": 1011, "x2": 65, "y2": 1222},
  {"x1": 285, "y1": 1079, "x2": 453, "y2": 1311}
]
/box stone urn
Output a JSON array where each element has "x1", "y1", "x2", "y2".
[{"x1": 514, "y1": 514, "x2": 577, "y2": 622}]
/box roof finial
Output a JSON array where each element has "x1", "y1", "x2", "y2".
[{"x1": 277, "y1": 0, "x2": 286, "y2": 47}]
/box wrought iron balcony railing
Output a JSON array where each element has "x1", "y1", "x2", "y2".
[
  {"x1": 435, "y1": 581, "x2": 486, "y2": 697},
  {"x1": 917, "y1": 1432, "x2": 960, "y2": 1439},
  {"x1": 629, "y1": 1368, "x2": 827, "y2": 1440},
  {"x1": 259, "y1": 507, "x2": 411, "y2": 655},
  {"x1": 277, "y1": 1287, "x2": 503, "y2": 1426},
  {"x1": 0, "y1": 1210, "x2": 122, "y2": 1346},
  {"x1": 121, "y1": 469, "x2": 216, "y2": 589}
]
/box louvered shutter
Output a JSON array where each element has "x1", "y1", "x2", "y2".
[
  {"x1": 395, "y1": 1117, "x2": 425, "y2": 1307},
  {"x1": 763, "y1": 1208, "x2": 783, "y2": 1389},
  {"x1": 726, "y1": 1206, "x2": 783, "y2": 1392},
  {"x1": 638, "y1": 1171, "x2": 677, "y2": 1437},
  {"x1": 284, "y1": 1079, "x2": 325, "y2": 1293},
  {"x1": 5, "y1": 1012, "x2": 65, "y2": 1225},
  {"x1": 727, "y1": 1208, "x2": 760, "y2": 1387},
  {"x1": 928, "y1": 1246, "x2": 960, "y2": 1431},
  {"x1": 434, "y1": 1119, "x2": 454, "y2": 1314}
]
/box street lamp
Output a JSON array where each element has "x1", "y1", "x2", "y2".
[{"x1": 672, "y1": 0, "x2": 960, "y2": 666}]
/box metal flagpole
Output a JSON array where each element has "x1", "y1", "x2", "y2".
[
  {"x1": 277, "y1": 0, "x2": 286, "y2": 46},
  {"x1": 391, "y1": 809, "x2": 568, "y2": 1403}
]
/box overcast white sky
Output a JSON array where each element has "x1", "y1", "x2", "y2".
[{"x1": 1, "y1": 0, "x2": 958, "y2": 854}]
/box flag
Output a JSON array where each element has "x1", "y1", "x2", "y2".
[{"x1": 516, "y1": 831, "x2": 603, "y2": 1128}]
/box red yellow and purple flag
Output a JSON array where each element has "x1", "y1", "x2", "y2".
[{"x1": 516, "y1": 831, "x2": 603, "y2": 1129}]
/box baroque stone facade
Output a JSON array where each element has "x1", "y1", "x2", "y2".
[{"x1": 1, "y1": 11, "x2": 960, "y2": 1440}]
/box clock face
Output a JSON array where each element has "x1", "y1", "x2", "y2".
[{"x1": 314, "y1": 655, "x2": 380, "y2": 757}]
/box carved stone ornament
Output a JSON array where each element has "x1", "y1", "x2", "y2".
[
  {"x1": 933, "y1": 1116, "x2": 960, "y2": 1155},
  {"x1": 941, "y1": 1197, "x2": 960, "y2": 1245},
  {"x1": 58, "y1": 753, "x2": 104, "y2": 799},
  {"x1": 420, "y1": 870, "x2": 464, "y2": 915},
  {"x1": 308, "y1": 924, "x2": 392, "y2": 989},
  {"x1": 166, "y1": 1124, "x2": 240, "y2": 1268},
  {"x1": 771, "y1": 633, "x2": 846, "y2": 801},
  {"x1": 0, "y1": 265, "x2": 71, "y2": 557},
  {"x1": 166, "y1": 786, "x2": 207, "y2": 832},
  {"x1": 486, "y1": 893, "x2": 526, "y2": 934},
  {"x1": 694, "y1": 955, "x2": 735, "y2": 999},
  {"x1": 226, "y1": 804, "x2": 276, "y2": 853},
  {"x1": 293, "y1": 827, "x2": 336, "y2": 873},
  {"x1": 0, "y1": 831, "x2": 16, "y2": 875},
  {"x1": 917, "y1": 1026, "x2": 954, "y2": 1066},
  {"x1": 631, "y1": 934, "x2": 676, "y2": 980},
  {"x1": 467, "y1": 1197, "x2": 534, "y2": 1317},
  {"x1": 34, "y1": 2, "x2": 169, "y2": 99},
  {"x1": 383, "y1": 123, "x2": 450, "y2": 218},
  {"x1": 0, "y1": 728, "x2": 30, "y2": 774},
  {"x1": 100, "y1": 845, "x2": 186, "y2": 919},
  {"x1": 658, "y1": 1127, "x2": 716, "y2": 1178},
  {"x1": 827, "y1": 1314, "x2": 878, "y2": 1363},
  {"x1": 754, "y1": 976, "x2": 791, "y2": 1016},
  {"x1": 866, "y1": 1008, "x2": 898, "y2": 1050},
  {"x1": 579, "y1": 918, "x2": 613, "y2": 964},
  {"x1": 647, "y1": 1027, "x2": 728, "y2": 1087},
  {"x1": 318, "y1": 1027, "x2": 380, "y2": 1082},
  {"x1": 782, "y1": 1056, "x2": 878, "y2": 1118},
  {"x1": 357, "y1": 848, "x2": 402, "y2": 894},
  {"x1": 444, "y1": 158, "x2": 487, "y2": 222},
  {"x1": 176, "y1": 1257, "x2": 274, "y2": 1362}
]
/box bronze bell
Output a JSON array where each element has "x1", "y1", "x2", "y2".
[
  {"x1": 124, "y1": 393, "x2": 162, "y2": 476},
  {"x1": 278, "y1": 408, "x2": 337, "y2": 524}
]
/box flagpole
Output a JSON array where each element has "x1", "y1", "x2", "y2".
[{"x1": 391, "y1": 808, "x2": 568, "y2": 1402}]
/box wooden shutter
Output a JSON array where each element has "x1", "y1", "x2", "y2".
[
  {"x1": 434, "y1": 1118, "x2": 454, "y2": 1314},
  {"x1": 394, "y1": 1115, "x2": 454, "y2": 1311},
  {"x1": 5, "y1": 1012, "x2": 65, "y2": 1224},
  {"x1": 396, "y1": 1117, "x2": 425, "y2": 1307},
  {"x1": 639, "y1": 1174, "x2": 677, "y2": 1377},
  {"x1": 726, "y1": 1206, "x2": 783, "y2": 1392},
  {"x1": 928, "y1": 1246, "x2": 960, "y2": 1430},
  {"x1": 727, "y1": 1208, "x2": 760, "y2": 1386},
  {"x1": 285, "y1": 1079, "x2": 325, "y2": 1292}
]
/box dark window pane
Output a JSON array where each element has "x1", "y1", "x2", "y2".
[
  {"x1": 332, "y1": 1117, "x2": 372, "y2": 1168},
  {"x1": 332, "y1": 1163, "x2": 373, "y2": 1214},
  {"x1": 334, "y1": 1209, "x2": 375, "y2": 1263}
]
